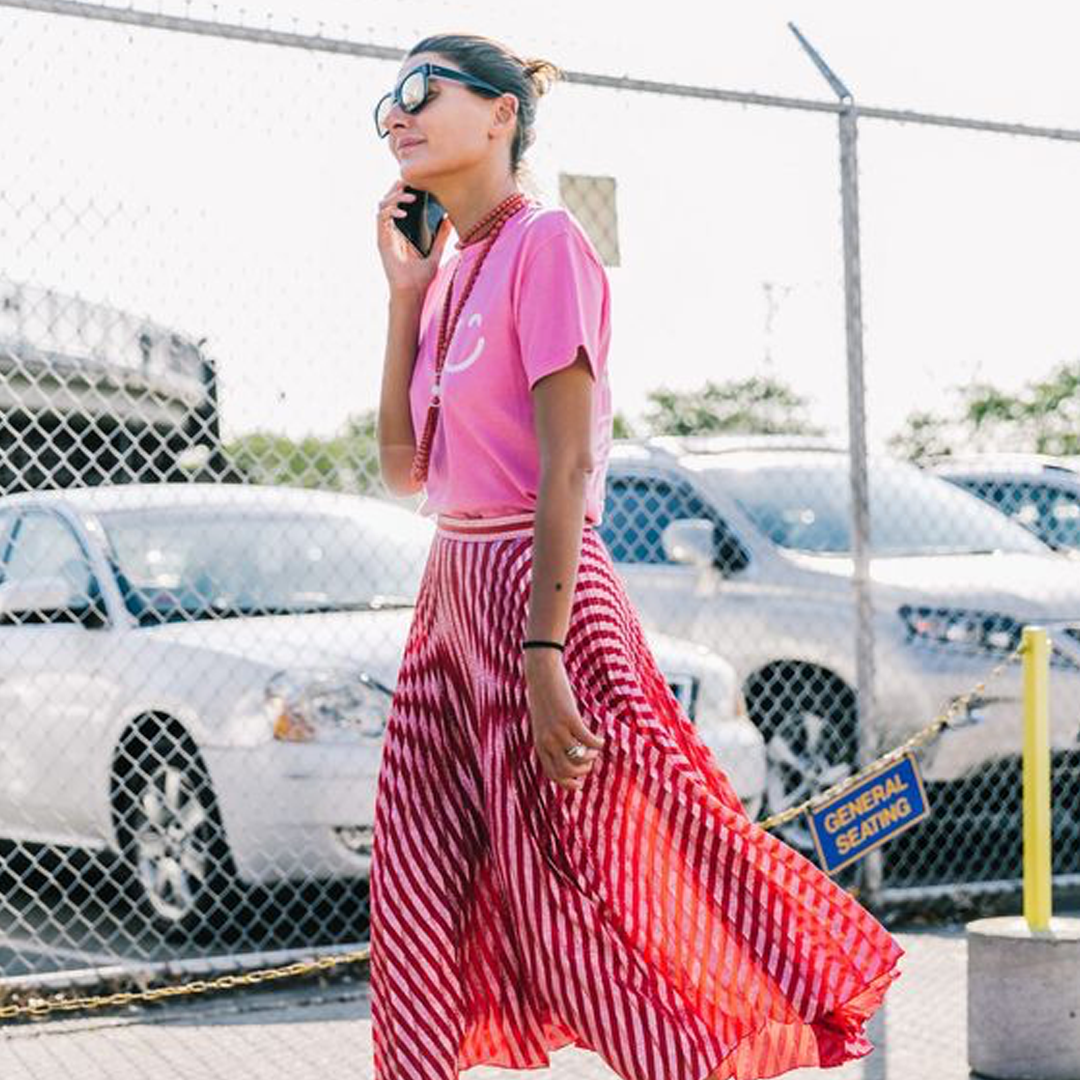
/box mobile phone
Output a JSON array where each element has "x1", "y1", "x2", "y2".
[{"x1": 393, "y1": 185, "x2": 447, "y2": 258}]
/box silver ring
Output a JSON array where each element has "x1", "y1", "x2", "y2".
[{"x1": 565, "y1": 742, "x2": 587, "y2": 762}]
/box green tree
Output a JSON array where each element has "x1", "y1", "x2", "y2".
[
  {"x1": 224, "y1": 408, "x2": 386, "y2": 495},
  {"x1": 888, "y1": 361, "x2": 1080, "y2": 463},
  {"x1": 612, "y1": 410, "x2": 635, "y2": 438},
  {"x1": 641, "y1": 375, "x2": 823, "y2": 437},
  {"x1": 886, "y1": 409, "x2": 961, "y2": 463}
]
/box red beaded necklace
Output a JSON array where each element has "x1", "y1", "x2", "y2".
[{"x1": 410, "y1": 190, "x2": 530, "y2": 484}]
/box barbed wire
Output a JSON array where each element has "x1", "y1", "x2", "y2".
[{"x1": 4, "y1": 1, "x2": 1080, "y2": 142}]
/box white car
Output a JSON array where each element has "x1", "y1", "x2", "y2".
[{"x1": 0, "y1": 482, "x2": 765, "y2": 932}]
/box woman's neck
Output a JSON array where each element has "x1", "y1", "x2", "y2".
[{"x1": 426, "y1": 175, "x2": 523, "y2": 247}]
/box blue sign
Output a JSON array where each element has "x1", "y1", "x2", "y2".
[{"x1": 808, "y1": 753, "x2": 930, "y2": 874}]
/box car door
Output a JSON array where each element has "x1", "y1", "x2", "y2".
[{"x1": 0, "y1": 508, "x2": 117, "y2": 845}]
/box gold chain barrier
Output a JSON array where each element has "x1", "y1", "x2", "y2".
[
  {"x1": 0, "y1": 639, "x2": 1038, "y2": 1022},
  {"x1": 0, "y1": 947, "x2": 371, "y2": 1022},
  {"x1": 758, "y1": 640, "x2": 1027, "y2": 831}
]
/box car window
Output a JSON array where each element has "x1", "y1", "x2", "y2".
[
  {"x1": 4, "y1": 511, "x2": 95, "y2": 604},
  {"x1": 600, "y1": 476, "x2": 720, "y2": 564},
  {"x1": 967, "y1": 479, "x2": 1080, "y2": 550}
]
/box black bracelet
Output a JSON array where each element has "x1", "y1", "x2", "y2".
[{"x1": 523, "y1": 639, "x2": 565, "y2": 652}]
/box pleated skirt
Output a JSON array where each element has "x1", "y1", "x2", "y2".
[{"x1": 369, "y1": 511, "x2": 903, "y2": 1080}]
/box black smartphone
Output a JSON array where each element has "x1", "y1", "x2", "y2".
[{"x1": 393, "y1": 185, "x2": 448, "y2": 258}]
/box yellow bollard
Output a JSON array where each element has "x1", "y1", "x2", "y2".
[{"x1": 1022, "y1": 625, "x2": 1052, "y2": 931}]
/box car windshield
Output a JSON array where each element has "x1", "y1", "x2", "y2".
[
  {"x1": 708, "y1": 458, "x2": 1052, "y2": 556},
  {"x1": 95, "y1": 504, "x2": 430, "y2": 624}
]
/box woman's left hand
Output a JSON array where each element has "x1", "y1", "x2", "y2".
[{"x1": 524, "y1": 650, "x2": 606, "y2": 792}]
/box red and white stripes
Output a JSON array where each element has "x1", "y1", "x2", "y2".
[{"x1": 369, "y1": 517, "x2": 903, "y2": 1080}]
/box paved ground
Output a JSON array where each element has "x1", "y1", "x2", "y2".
[{"x1": 0, "y1": 925, "x2": 975, "y2": 1080}]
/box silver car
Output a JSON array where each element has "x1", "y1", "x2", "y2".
[
  {"x1": 598, "y1": 435, "x2": 1080, "y2": 856},
  {"x1": 0, "y1": 482, "x2": 764, "y2": 932}
]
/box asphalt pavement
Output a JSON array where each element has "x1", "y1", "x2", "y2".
[{"x1": 0, "y1": 925, "x2": 976, "y2": 1080}]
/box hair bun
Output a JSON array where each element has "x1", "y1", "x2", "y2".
[{"x1": 522, "y1": 57, "x2": 562, "y2": 97}]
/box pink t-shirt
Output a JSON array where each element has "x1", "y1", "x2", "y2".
[{"x1": 409, "y1": 201, "x2": 613, "y2": 525}]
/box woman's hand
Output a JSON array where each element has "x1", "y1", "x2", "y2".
[
  {"x1": 524, "y1": 650, "x2": 606, "y2": 792},
  {"x1": 376, "y1": 178, "x2": 452, "y2": 299}
]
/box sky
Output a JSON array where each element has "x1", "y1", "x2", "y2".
[{"x1": 2, "y1": 0, "x2": 1079, "y2": 450}]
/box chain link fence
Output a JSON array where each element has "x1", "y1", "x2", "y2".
[{"x1": 2, "y1": 1, "x2": 1080, "y2": 1038}]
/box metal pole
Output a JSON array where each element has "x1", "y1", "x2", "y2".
[
  {"x1": 1021, "y1": 625, "x2": 1052, "y2": 931},
  {"x1": 789, "y1": 23, "x2": 882, "y2": 901},
  {"x1": 839, "y1": 102, "x2": 882, "y2": 901}
]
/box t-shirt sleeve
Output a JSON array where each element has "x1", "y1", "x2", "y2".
[{"x1": 513, "y1": 226, "x2": 608, "y2": 390}]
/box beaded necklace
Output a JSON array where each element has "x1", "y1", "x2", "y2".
[{"x1": 410, "y1": 190, "x2": 530, "y2": 484}]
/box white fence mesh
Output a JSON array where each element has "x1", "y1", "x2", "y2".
[{"x1": 1, "y1": 7, "x2": 1080, "y2": 1049}]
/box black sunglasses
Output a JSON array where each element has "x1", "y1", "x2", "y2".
[{"x1": 375, "y1": 63, "x2": 506, "y2": 139}]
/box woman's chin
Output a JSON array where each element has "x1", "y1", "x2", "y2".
[{"x1": 399, "y1": 159, "x2": 433, "y2": 186}]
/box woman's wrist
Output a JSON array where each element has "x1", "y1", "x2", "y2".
[
  {"x1": 388, "y1": 286, "x2": 424, "y2": 311},
  {"x1": 524, "y1": 644, "x2": 564, "y2": 675},
  {"x1": 523, "y1": 637, "x2": 564, "y2": 651}
]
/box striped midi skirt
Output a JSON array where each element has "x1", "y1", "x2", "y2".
[{"x1": 369, "y1": 512, "x2": 903, "y2": 1080}]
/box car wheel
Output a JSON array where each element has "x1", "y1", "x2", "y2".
[
  {"x1": 746, "y1": 667, "x2": 857, "y2": 855},
  {"x1": 112, "y1": 728, "x2": 238, "y2": 937}
]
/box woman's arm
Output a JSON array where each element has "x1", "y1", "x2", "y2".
[
  {"x1": 524, "y1": 346, "x2": 607, "y2": 792},
  {"x1": 525, "y1": 346, "x2": 594, "y2": 642},
  {"x1": 377, "y1": 290, "x2": 426, "y2": 498}
]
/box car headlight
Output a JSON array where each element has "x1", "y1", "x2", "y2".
[
  {"x1": 266, "y1": 667, "x2": 394, "y2": 742},
  {"x1": 898, "y1": 605, "x2": 1021, "y2": 654}
]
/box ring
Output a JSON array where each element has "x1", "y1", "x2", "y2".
[{"x1": 565, "y1": 742, "x2": 587, "y2": 762}]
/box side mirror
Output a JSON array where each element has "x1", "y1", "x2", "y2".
[
  {"x1": 661, "y1": 519, "x2": 715, "y2": 568},
  {"x1": 662, "y1": 518, "x2": 751, "y2": 577}
]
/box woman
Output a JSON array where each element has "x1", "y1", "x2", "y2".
[{"x1": 370, "y1": 32, "x2": 903, "y2": 1080}]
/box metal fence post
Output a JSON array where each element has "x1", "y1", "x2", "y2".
[
  {"x1": 790, "y1": 23, "x2": 881, "y2": 902},
  {"x1": 838, "y1": 100, "x2": 882, "y2": 902}
]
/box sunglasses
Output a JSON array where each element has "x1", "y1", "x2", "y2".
[{"x1": 374, "y1": 62, "x2": 506, "y2": 139}]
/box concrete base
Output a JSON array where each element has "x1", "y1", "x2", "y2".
[{"x1": 967, "y1": 915, "x2": 1080, "y2": 1080}]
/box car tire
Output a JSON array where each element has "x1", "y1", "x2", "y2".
[
  {"x1": 111, "y1": 726, "x2": 239, "y2": 939},
  {"x1": 745, "y1": 665, "x2": 858, "y2": 855}
]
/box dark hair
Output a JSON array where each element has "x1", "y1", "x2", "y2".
[{"x1": 405, "y1": 33, "x2": 562, "y2": 183}]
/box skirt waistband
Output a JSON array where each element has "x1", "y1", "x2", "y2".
[
  {"x1": 435, "y1": 511, "x2": 538, "y2": 541},
  {"x1": 435, "y1": 511, "x2": 597, "y2": 542}
]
